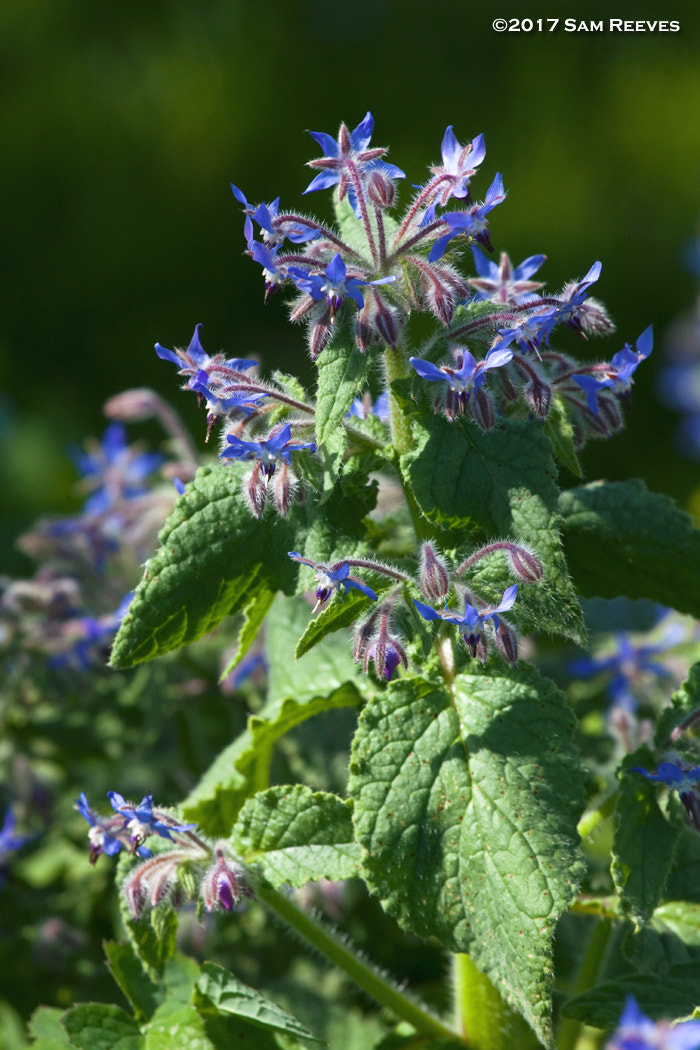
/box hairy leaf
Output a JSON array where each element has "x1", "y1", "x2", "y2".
[
  {"x1": 612, "y1": 753, "x2": 682, "y2": 924},
  {"x1": 349, "y1": 668, "x2": 585, "y2": 1045},
  {"x1": 233, "y1": 785, "x2": 360, "y2": 886},
  {"x1": 563, "y1": 967, "x2": 700, "y2": 1030},
  {"x1": 110, "y1": 464, "x2": 300, "y2": 668},
  {"x1": 314, "y1": 337, "x2": 368, "y2": 491},
  {"x1": 401, "y1": 414, "x2": 584, "y2": 643},
  {"x1": 61, "y1": 1004, "x2": 142, "y2": 1050},
  {"x1": 559, "y1": 479, "x2": 700, "y2": 615},
  {"x1": 195, "y1": 962, "x2": 323, "y2": 1043}
]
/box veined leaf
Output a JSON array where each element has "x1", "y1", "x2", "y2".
[
  {"x1": 559, "y1": 479, "x2": 700, "y2": 616},
  {"x1": 349, "y1": 668, "x2": 585, "y2": 1046},
  {"x1": 110, "y1": 464, "x2": 300, "y2": 668},
  {"x1": 315, "y1": 337, "x2": 369, "y2": 491},
  {"x1": 402, "y1": 414, "x2": 584, "y2": 643},
  {"x1": 233, "y1": 785, "x2": 360, "y2": 886}
]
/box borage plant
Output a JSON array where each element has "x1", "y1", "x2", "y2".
[{"x1": 43, "y1": 114, "x2": 700, "y2": 1049}]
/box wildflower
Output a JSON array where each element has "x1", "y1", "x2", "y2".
[
  {"x1": 410, "y1": 345, "x2": 513, "y2": 424},
  {"x1": 155, "y1": 324, "x2": 257, "y2": 389},
  {"x1": 468, "y1": 247, "x2": 546, "y2": 305},
  {"x1": 288, "y1": 552, "x2": 378, "y2": 613},
  {"x1": 555, "y1": 260, "x2": 604, "y2": 332},
  {"x1": 303, "y1": 112, "x2": 405, "y2": 214},
  {"x1": 75, "y1": 792, "x2": 151, "y2": 865},
  {"x1": 72, "y1": 423, "x2": 164, "y2": 515},
  {"x1": 606, "y1": 995, "x2": 700, "y2": 1050},
  {"x1": 573, "y1": 326, "x2": 653, "y2": 413},
  {"x1": 107, "y1": 792, "x2": 196, "y2": 853},
  {"x1": 428, "y1": 172, "x2": 506, "y2": 261},
  {"x1": 427, "y1": 128, "x2": 487, "y2": 206},
  {"x1": 289, "y1": 253, "x2": 395, "y2": 321},
  {"x1": 0, "y1": 806, "x2": 31, "y2": 884},
  {"x1": 633, "y1": 763, "x2": 700, "y2": 831},
  {"x1": 201, "y1": 844, "x2": 251, "y2": 912},
  {"x1": 219, "y1": 423, "x2": 315, "y2": 478},
  {"x1": 414, "y1": 585, "x2": 518, "y2": 661},
  {"x1": 347, "y1": 391, "x2": 390, "y2": 423}
]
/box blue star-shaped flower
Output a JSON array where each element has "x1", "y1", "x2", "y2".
[
  {"x1": 303, "y1": 112, "x2": 405, "y2": 217},
  {"x1": 71, "y1": 423, "x2": 164, "y2": 515},
  {"x1": 288, "y1": 253, "x2": 395, "y2": 318},
  {"x1": 410, "y1": 346, "x2": 513, "y2": 419},
  {"x1": 428, "y1": 127, "x2": 486, "y2": 205},
  {"x1": 415, "y1": 585, "x2": 517, "y2": 658},
  {"x1": 469, "y1": 246, "x2": 546, "y2": 305},
  {"x1": 219, "y1": 423, "x2": 315, "y2": 477},
  {"x1": 428, "y1": 173, "x2": 506, "y2": 261},
  {"x1": 155, "y1": 324, "x2": 257, "y2": 388},
  {"x1": 288, "y1": 552, "x2": 378, "y2": 612},
  {"x1": 607, "y1": 995, "x2": 700, "y2": 1050},
  {"x1": 573, "y1": 326, "x2": 653, "y2": 413},
  {"x1": 108, "y1": 791, "x2": 196, "y2": 851}
]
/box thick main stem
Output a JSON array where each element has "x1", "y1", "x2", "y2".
[{"x1": 258, "y1": 883, "x2": 459, "y2": 1041}]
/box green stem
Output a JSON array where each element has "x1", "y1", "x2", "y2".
[
  {"x1": 383, "y1": 342, "x2": 414, "y2": 457},
  {"x1": 576, "y1": 791, "x2": 617, "y2": 842},
  {"x1": 258, "y1": 883, "x2": 459, "y2": 1042},
  {"x1": 452, "y1": 954, "x2": 536, "y2": 1050},
  {"x1": 557, "y1": 920, "x2": 611, "y2": 1050}
]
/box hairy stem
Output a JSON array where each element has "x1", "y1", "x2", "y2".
[{"x1": 258, "y1": 883, "x2": 459, "y2": 1041}]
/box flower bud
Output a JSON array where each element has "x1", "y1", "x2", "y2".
[
  {"x1": 273, "y1": 462, "x2": 294, "y2": 517},
  {"x1": 419, "y1": 542, "x2": 450, "y2": 601},
  {"x1": 308, "y1": 318, "x2": 333, "y2": 360},
  {"x1": 493, "y1": 620, "x2": 518, "y2": 666},
  {"x1": 122, "y1": 853, "x2": 186, "y2": 919},
  {"x1": 506, "y1": 545, "x2": 543, "y2": 583},
  {"x1": 366, "y1": 170, "x2": 396, "y2": 209},
  {"x1": 104, "y1": 388, "x2": 161, "y2": 422},
  {"x1": 470, "y1": 388, "x2": 494, "y2": 432},
  {"x1": 524, "y1": 379, "x2": 552, "y2": 421},
  {"x1": 245, "y1": 464, "x2": 267, "y2": 518},
  {"x1": 201, "y1": 845, "x2": 251, "y2": 912}
]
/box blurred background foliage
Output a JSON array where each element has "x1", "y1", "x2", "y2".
[{"x1": 1, "y1": 0, "x2": 699, "y2": 572}]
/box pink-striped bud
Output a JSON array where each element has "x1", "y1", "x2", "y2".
[
  {"x1": 470, "y1": 388, "x2": 494, "y2": 432},
  {"x1": 201, "y1": 845, "x2": 250, "y2": 912},
  {"x1": 366, "y1": 170, "x2": 396, "y2": 209},
  {"x1": 506, "y1": 545, "x2": 544, "y2": 583},
  {"x1": 524, "y1": 379, "x2": 552, "y2": 421},
  {"x1": 122, "y1": 853, "x2": 187, "y2": 919},
  {"x1": 419, "y1": 542, "x2": 450, "y2": 601},
  {"x1": 245, "y1": 463, "x2": 267, "y2": 518},
  {"x1": 493, "y1": 620, "x2": 518, "y2": 666}
]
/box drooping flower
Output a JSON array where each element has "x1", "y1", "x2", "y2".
[
  {"x1": 219, "y1": 423, "x2": 315, "y2": 478},
  {"x1": 288, "y1": 552, "x2": 378, "y2": 613},
  {"x1": 606, "y1": 995, "x2": 700, "y2": 1050},
  {"x1": 428, "y1": 172, "x2": 506, "y2": 261},
  {"x1": 410, "y1": 345, "x2": 513, "y2": 423},
  {"x1": 415, "y1": 585, "x2": 518, "y2": 660},
  {"x1": 75, "y1": 792, "x2": 151, "y2": 865},
  {"x1": 573, "y1": 326, "x2": 653, "y2": 413},
  {"x1": 288, "y1": 253, "x2": 395, "y2": 320}
]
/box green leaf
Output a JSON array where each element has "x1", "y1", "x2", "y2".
[
  {"x1": 119, "y1": 893, "x2": 178, "y2": 978},
  {"x1": 182, "y1": 683, "x2": 362, "y2": 835},
  {"x1": 611, "y1": 753, "x2": 682, "y2": 924},
  {"x1": 295, "y1": 589, "x2": 379, "y2": 658},
  {"x1": 219, "y1": 585, "x2": 275, "y2": 681},
  {"x1": 110, "y1": 464, "x2": 300, "y2": 668},
  {"x1": 652, "y1": 900, "x2": 700, "y2": 948},
  {"x1": 28, "y1": 1008, "x2": 71, "y2": 1045},
  {"x1": 563, "y1": 967, "x2": 700, "y2": 1029},
  {"x1": 349, "y1": 668, "x2": 585, "y2": 1046},
  {"x1": 233, "y1": 785, "x2": 361, "y2": 886},
  {"x1": 542, "y1": 394, "x2": 582, "y2": 478},
  {"x1": 195, "y1": 962, "x2": 323, "y2": 1044},
  {"x1": 401, "y1": 414, "x2": 584, "y2": 644},
  {"x1": 61, "y1": 1004, "x2": 142, "y2": 1050},
  {"x1": 314, "y1": 337, "x2": 369, "y2": 490},
  {"x1": 144, "y1": 1004, "x2": 213, "y2": 1050},
  {"x1": 559, "y1": 479, "x2": 700, "y2": 615},
  {"x1": 103, "y1": 942, "x2": 158, "y2": 1023}
]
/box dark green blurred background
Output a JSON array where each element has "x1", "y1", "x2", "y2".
[{"x1": 2, "y1": 0, "x2": 699, "y2": 572}]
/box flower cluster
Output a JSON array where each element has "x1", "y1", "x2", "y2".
[
  {"x1": 223, "y1": 113, "x2": 650, "y2": 449},
  {"x1": 75, "y1": 791, "x2": 250, "y2": 917},
  {"x1": 290, "y1": 539, "x2": 543, "y2": 679}
]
